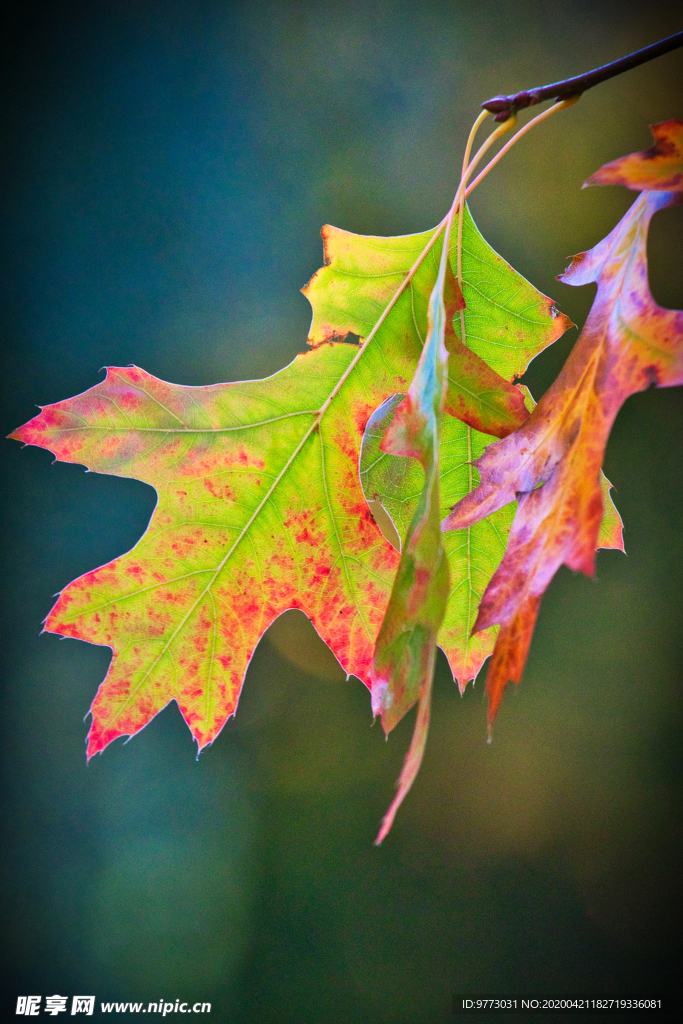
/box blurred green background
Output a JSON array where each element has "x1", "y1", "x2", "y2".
[{"x1": 1, "y1": 1, "x2": 682, "y2": 1021}]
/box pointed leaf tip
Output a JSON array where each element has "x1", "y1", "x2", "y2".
[
  {"x1": 584, "y1": 119, "x2": 683, "y2": 192},
  {"x1": 374, "y1": 672, "x2": 433, "y2": 845}
]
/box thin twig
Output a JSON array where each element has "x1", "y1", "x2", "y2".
[{"x1": 482, "y1": 31, "x2": 683, "y2": 121}]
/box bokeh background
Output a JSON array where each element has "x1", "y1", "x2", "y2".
[{"x1": 2, "y1": 1, "x2": 682, "y2": 1021}]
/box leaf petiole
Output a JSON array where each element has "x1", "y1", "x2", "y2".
[{"x1": 464, "y1": 96, "x2": 580, "y2": 199}]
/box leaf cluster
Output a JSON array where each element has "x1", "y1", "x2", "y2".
[{"x1": 11, "y1": 103, "x2": 683, "y2": 840}]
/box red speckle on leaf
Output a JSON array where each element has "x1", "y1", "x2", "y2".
[{"x1": 351, "y1": 400, "x2": 378, "y2": 439}]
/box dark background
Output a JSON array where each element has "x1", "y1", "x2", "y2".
[{"x1": 1, "y1": 1, "x2": 682, "y2": 1021}]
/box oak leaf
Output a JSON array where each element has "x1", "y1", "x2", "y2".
[
  {"x1": 11, "y1": 210, "x2": 556, "y2": 760},
  {"x1": 443, "y1": 180, "x2": 683, "y2": 729},
  {"x1": 368, "y1": 244, "x2": 458, "y2": 844}
]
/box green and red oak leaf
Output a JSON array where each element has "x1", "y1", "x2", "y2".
[
  {"x1": 11, "y1": 207, "x2": 569, "y2": 763},
  {"x1": 444, "y1": 137, "x2": 683, "y2": 729}
]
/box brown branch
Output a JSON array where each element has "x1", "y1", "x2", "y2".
[{"x1": 482, "y1": 31, "x2": 683, "y2": 121}]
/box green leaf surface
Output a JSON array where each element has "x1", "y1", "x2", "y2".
[
  {"x1": 12, "y1": 349, "x2": 402, "y2": 757},
  {"x1": 306, "y1": 205, "x2": 573, "y2": 385},
  {"x1": 11, "y1": 207, "x2": 570, "y2": 764}
]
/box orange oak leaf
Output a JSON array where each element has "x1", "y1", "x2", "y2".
[
  {"x1": 443, "y1": 187, "x2": 683, "y2": 729},
  {"x1": 584, "y1": 119, "x2": 683, "y2": 192}
]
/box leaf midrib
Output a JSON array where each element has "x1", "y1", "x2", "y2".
[{"x1": 41, "y1": 410, "x2": 320, "y2": 434}]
